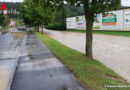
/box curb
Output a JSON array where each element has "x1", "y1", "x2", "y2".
[{"x1": 6, "y1": 38, "x2": 24, "y2": 90}]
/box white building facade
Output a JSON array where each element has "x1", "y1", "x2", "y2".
[{"x1": 66, "y1": 8, "x2": 130, "y2": 31}]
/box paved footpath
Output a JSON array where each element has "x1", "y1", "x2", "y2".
[{"x1": 11, "y1": 32, "x2": 87, "y2": 90}]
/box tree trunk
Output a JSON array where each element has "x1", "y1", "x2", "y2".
[
  {"x1": 36, "y1": 26, "x2": 39, "y2": 32},
  {"x1": 84, "y1": 2, "x2": 94, "y2": 58},
  {"x1": 85, "y1": 19, "x2": 93, "y2": 58},
  {"x1": 35, "y1": 26, "x2": 37, "y2": 31},
  {"x1": 38, "y1": 26, "x2": 39, "y2": 32},
  {"x1": 42, "y1": 26, "x2": 43, "y2": 34}
]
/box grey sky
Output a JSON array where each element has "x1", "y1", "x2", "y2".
[
  {"x1": 0, "y1": 0, "x2": 24, "y2": 2},
  {"x1": 0, "y1": 0, "x2": 130, "y2": 6},
  {"x1": 122, "y1": 0, "x2": 130, "y2": 6}
]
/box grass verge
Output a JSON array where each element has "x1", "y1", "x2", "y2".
[
  {"x1": 35, "y1": 31, "x2": 130, "y2": 90},
  {"x1": 67, "y1": 30, "x2": 130, "y2": 37}
]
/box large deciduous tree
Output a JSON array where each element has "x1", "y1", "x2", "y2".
[
  {"x1": 21, "y1": 0, "x2": 56, "y2": 32},
  {"x1": 50, "y1": 0, "x2": 121, "y2": 58},
  {"x1": 0, "y1": 13, "x2": 5, "y2": 26},
  {"x1": 0, "y1": 11, "x2": 9, "y2": 30}
]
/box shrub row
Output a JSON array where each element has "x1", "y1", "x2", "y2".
[{"x1": 45, "y1": 23, "x2": 66, "y2": 31}]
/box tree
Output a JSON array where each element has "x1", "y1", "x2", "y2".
[
  {"x1": 0, "y1": 10, "x2": 9, "y2": 30},
  {"x1": 50, "y1": 0, "x2": 121, "y2": 58},
  {"x1": 46, "y1": 5, "x2": 84, "y2": 30},
  {"x1": 0, "y1": 13, "x2": 5, "y2": 26},
  {"x1": 1, "y1": 15, "x2": 10, "y2": 29},
  {"x1": 65, "y1": 5, "x2": 84, "y2": 17},
  {"x1": 21, "y1": 0, "x2": 56, "y2": 32}
]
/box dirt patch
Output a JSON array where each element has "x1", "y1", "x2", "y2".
[
  {"x1": 12, "y1": 32, "x2": 26, "y2": 40},
  {"x1": 28, "y1": 52, "x2": 32, "y2": 56}
]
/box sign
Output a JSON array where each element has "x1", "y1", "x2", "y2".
[
  {"x1": 1, "y1": 3, "x2": 6, "y2": 10},
  {"x1": 0, "y1": 3, "x2": 8, "y2": 15},
  {"x1": 66, "y1": 17, "x2": 76, "y2": 29},
  {"x1": 93, "y1": 14, "x2": 101, "y2": 29},
  {"x1": 76, "y1": 16, "x2": 86, "y2": 30},
  {"x1": 9, "y1": 19, "x2": 16, "y2": 26},
  {"x1": 124, "y1": 10, "x2": 130, "y2": 27},
  {"x1": 102, "y1": 13, "x2": 117, "y2": 26},
  {"x1": 3, "y1": 10, "x2": 8, "y2": 15},
  {"x1": 101, "y1": 10, "x2": 123, "y2": 30}
]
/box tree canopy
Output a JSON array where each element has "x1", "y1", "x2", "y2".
[
  {"x1": 21, "y1": 0, "x2": 56, "y2": 28},
  {"x1": 48, "y1": 0, "x2": 121, "y2": 58}
]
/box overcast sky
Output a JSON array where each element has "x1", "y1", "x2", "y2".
[
  {"x1": 0, "y1": 0, "x2": 130, "y2": 6},
  {"x1": 0, "y1": 0, "x2": 23, "y2": 2}
]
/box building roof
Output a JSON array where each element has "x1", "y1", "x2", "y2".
[{"x1": 119, "y1": 6, "x2": 130, "y2": 10}]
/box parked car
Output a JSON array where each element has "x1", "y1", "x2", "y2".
[{"x1": 17, "y1": 26, "x2": 27, "y2": 31}]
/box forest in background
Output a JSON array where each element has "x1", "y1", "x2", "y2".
[{"x1": 46, "y1": 5, "x2": 84, "y2": 30}]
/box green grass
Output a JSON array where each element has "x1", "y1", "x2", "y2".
[
  {"x1": 35, "y1": 31, "x2": 130, "y2": 90},
  {"x1": 67, "y1": 30, "x2": 130, "y2": 37}
]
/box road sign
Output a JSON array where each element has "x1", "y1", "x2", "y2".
[
  {"x1": 1, "y1": 3, "x2": 6, "y2": 10},
  {"x1": 3, "y1": 10, "x2": 8, "y2": 15}
]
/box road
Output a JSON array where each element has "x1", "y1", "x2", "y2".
[
  {"x1": 0, "y1": 32, "x2": 23, "y2": 90},
  {"x1": 45, "y1": 29, "x2": 130, "y2": 82},
  {"x1": 11, "y1": 31, "x2": 87, "y2": 90}
]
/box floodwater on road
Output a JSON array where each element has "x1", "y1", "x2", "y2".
[
  {"x1": 45, "y1": 30, "x2": 130, "y2": 82},
  {"x1": 0, "y1": 32, "x2": 25, "y2": 90},
  {"x1": 0, "y1": 60, "x2": 16, "y2": 90}
]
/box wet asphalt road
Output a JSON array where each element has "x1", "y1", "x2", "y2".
[
  {"x1": 11, "y1": 32, "x2": 87, "y2": 90},
  {"x1": 0, "y1": 32, "x2": 23, "y2": 90},
  {"x1": 0, "y1": 32, "x2": 22, "y2": 59}
]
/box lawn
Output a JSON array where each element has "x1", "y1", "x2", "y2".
[
  {"x1": 35, "y1": 31, "x2": 130, "y2": 90},
  {"x1": 67, "y1": 30, "x2": 130, "y2": 37}
]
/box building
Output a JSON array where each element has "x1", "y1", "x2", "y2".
[{"x1": 66, "y1": 7, "x2": 130, "y2": 31}]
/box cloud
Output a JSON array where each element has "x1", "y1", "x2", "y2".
[{"x1": 122, "y1": 0, "x2": 130, "y2": 6}]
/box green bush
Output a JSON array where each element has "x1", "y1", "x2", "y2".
[
  {"x1": 45, "y1": 23, "x2": 66, "y2": 30},
  {"x1": 93, "y1": 25, "x2": 100, "y2": 29}
]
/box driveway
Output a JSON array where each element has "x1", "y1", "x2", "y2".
[{"x1": 45, "y1": 29, "x2": 130, "y2": 82}]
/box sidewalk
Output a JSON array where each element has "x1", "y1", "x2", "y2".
[{"x1": 11, "y1": 32, "x2": 87, "y2": 90}]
